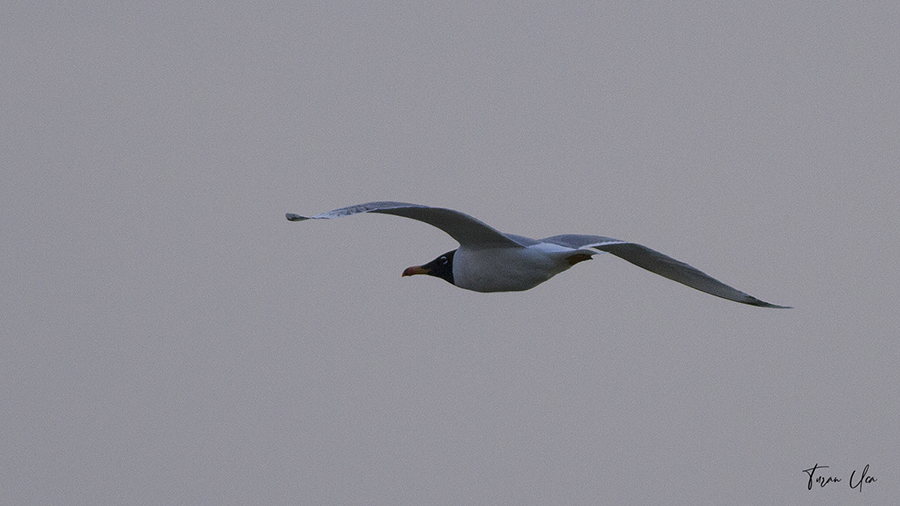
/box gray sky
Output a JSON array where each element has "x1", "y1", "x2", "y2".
[{"x1": 3, "y1": 1, "x2": 899, "y2": 504}]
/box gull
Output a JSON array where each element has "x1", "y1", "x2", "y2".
[{"x1": 286, "y1": 201, "x2": 789, "y2": 308}]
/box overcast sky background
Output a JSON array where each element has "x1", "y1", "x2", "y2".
[{"x1": 3, "y1": 2, "x2": 899, "y2": 505}]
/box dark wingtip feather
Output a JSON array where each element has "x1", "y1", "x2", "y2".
[
  {"x1": 745, "y1": 297, "x2": 792, "y2": 309},
  {"x1": 286, "y1": 213, "x2": 308, "y2": 221}
]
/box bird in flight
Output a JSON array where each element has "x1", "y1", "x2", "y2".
[{"x1": 286, "y1": 201, "x2": 789, "y2": 308}]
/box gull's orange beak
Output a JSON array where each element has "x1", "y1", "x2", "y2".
[{"x1": 402, "y1": 265, "x2": 430, "y2": 277}]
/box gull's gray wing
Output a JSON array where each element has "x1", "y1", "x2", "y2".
[
  {"x1": 287, "y1": 201, "x2": 525, "y2": 248},
  {"x1": 542, "y1": 234, "x2": 790, "y2": 308}
]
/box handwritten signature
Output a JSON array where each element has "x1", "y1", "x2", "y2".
[{"x1": 802, "y1": 463, "x2": 876, "y2": 492}]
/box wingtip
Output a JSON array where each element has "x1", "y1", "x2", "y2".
[
  {"x1": 747, "y1": 298, "x2": 792, "y2": 309},
  {"x1": 286, "y1": 213, "x2": 308, "y2": 221}
]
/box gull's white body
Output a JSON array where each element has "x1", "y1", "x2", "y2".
[
  {"x1": 454, "y1": 243, "x2": 594, "y2": 292},
  {"x1": 286, "y1": 201, "x2": 789, "y2": 308}
]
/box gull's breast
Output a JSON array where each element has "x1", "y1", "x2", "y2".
[{"x1": 453, "y1": 243, "x2": 587, "y2": 292}]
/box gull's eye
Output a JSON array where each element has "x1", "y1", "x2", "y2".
[{"x1": 440, "y1": 256, "x2": 448, "y2": 264}]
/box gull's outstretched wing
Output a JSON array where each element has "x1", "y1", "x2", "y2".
[
  {"x1": 287, "y1": 201, "x2": 525, "y2": 249},
  {"x1": 542, "y1": 234, "x2": 790, "y2": 308}
]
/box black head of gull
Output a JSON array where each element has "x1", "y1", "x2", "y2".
[
  {"x1": 286, "y1": 201, "x2": 790, "y2": 308},
  {"x1": 402, "y1": 250, "x2": 455, "y2": 286}
]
